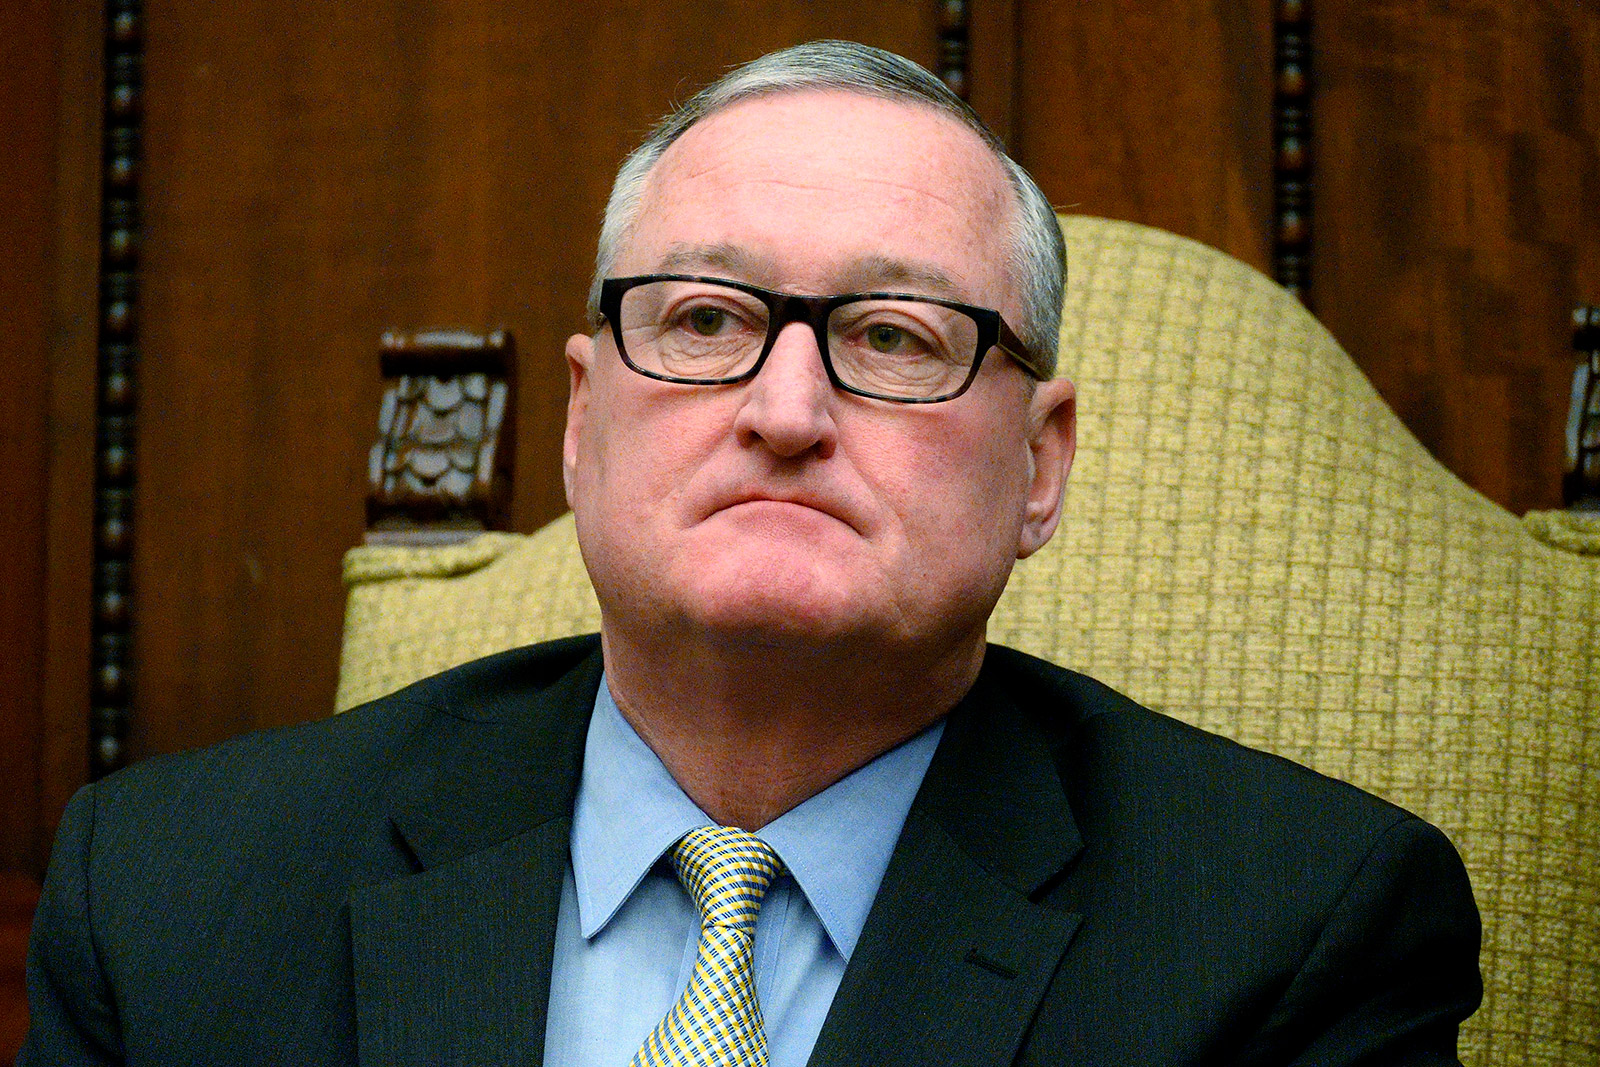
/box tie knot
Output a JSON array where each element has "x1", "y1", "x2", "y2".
[{"x1": 671, "y1": 825, "x2": 783, "y2": 932}]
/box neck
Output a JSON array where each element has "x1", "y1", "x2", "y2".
[{"x1": 599, "y1": 624, "x2": 983, "y2": 830}]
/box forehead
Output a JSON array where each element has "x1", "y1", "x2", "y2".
[{"x1": 619, "y1": 91, "x2": 1016, "y2": 304}]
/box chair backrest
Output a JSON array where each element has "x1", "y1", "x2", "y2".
[{"x1": 338, "y1": 215, "x2": 1600, "y2": 1067}]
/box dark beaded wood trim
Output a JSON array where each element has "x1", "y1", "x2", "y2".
[
  {"x1": 1274, "y1": 0, "x2": 1313, "y2": 306},
  {"x1": 90, "y1": 0, "x2": 143, "y2": 778},
  {"x1": 1566, "y1": 306, "x2": 1600, "y2": 509},
  {"x1": 936, "y1": 0, "x2": 971, "y2": 101}
]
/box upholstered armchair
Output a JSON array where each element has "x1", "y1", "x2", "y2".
[{"x1": 337, "y1": 215, "x2": 1600, "y2": 1067}]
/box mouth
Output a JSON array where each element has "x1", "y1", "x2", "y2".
[{"x1": 707, "y1": 490, "x2": 863, "y2": 534}]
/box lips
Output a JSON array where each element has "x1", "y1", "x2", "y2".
[{"x1": 704, "y1": 486, "x2": 864, "y2": 534}]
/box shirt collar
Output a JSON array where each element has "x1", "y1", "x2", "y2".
[{"x1": 570, "y1": 675, "x2": 943, "y2": 961}]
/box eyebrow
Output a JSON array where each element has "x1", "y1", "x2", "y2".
[
  {"x1": 656, "y1": 243, "x2": 766, "y2": 277},
  {"x1": 840, "y1": 254, "x2": 963, "y2": 299},
  {"x1": 651, "y1": 244, "x2": 968, "y2": 300}
]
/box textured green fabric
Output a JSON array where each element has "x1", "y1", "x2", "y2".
[
  {"x1": 1523, "y1": 509, "x2": 1600, "y2": 555},
  {"x1": 338, "y1": 215, "x2": 1600, "y2": 1067}
]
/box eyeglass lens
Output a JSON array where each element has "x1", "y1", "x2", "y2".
[{"x1": 616, "y1": 279, "x2": 981, "y2": 400}]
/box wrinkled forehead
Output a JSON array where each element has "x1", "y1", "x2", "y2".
[{"x1": 619, "y1": 91, "x2": 1020, "y2": 306}]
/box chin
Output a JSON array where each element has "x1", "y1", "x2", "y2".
[{"x1": 674, "y1": 552, "x2": 889, "y2": 647}]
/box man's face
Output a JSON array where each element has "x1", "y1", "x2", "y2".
[{"x1": 564, "y1": 90, "x2": 1075, "y2": 660}]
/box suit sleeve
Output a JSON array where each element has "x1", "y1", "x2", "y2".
[
  {"x1": 17, "y1": 783, "x2": 126, "y2": 1066},
  {"x1": 1242, "y1": 814, "x2": 1483, "y2": 1067}
]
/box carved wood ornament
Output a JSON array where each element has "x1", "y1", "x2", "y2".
[
  {"x1": 1567, "y1": 307, "x2": 1600, "y2": 510},
  {"x1": 366, "y1": 330, "x2": 517, "y2": 546}
]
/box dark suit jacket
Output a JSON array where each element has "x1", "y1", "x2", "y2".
[{"x1": 21, "y1": 635, "x2": 1481, "y2": 1066}]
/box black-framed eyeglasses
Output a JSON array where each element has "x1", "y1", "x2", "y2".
[{"x1": 598, "y1": 274, "x2": 1047, "y2": 404}]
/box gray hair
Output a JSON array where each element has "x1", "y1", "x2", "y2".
[{"x1": 586, "y1": 40, "x2": 1065, "y2": 375}]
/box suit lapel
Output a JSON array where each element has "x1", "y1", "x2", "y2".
[
  {"x1": 348, "y1": 641, "x2": 602, "y2": 1067},
  {"x1": 808, "y1": 658, "x2": 1085, "y2": 1067}
]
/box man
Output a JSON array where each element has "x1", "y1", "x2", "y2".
[{"x1": 23, "y1": 41, "x2": 1480, "y2": 1066}]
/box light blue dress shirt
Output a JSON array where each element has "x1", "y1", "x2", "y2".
[{"x1": 542, "y1": 676, "x2": 943, "y2": 1067}]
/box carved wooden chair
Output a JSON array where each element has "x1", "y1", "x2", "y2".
[{"x1": 339, "y1": 216, "x2": 1600, "y2": 1067}]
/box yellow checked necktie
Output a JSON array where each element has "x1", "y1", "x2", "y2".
[{"x1": 631, "y1": 825, "x2": 784, "y2": 1067}]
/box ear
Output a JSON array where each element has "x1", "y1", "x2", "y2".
[
  {"x1": 562, "y1": 332, "x2": 595, "y2": 507},
  {"x1": 1016, "y1": 377, "x2": 1076, "y2": 560}
]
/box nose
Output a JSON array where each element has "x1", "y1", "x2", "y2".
[{"x1": 731, "y1": 322, "x2": 838, "y2": 459}]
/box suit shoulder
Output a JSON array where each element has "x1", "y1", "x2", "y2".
[
  {"x1": 983, "y1": 644, "x2": 1418, "y2": 840},
  {"x1": 92, "y1": 634, "x2": 601, "y2": 830}
]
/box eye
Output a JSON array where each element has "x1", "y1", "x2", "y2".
[
  {"x1": 686, "y1": 305, "x2": 727, "y2": 336},
  {"x1": 866, "y1": 323, "x2": 912, "y2": 353}
]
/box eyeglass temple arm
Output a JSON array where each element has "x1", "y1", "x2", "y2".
[{"x1": 996, "y1": 319, "x2": 1050, "y2": 380}]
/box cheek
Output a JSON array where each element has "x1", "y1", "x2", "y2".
[
  {"x1": 854, "y1": 414, "x2": 1030, "y2": 553},
  {"x1": 909, "y1": 402, "x2": 1028, "y2": 493},
  {"x1": 573, "y1": 386, "x2": 729, "y2": 517},
  {"x1": 570, "y1": 402, "x2": 617, "y2": 506}
]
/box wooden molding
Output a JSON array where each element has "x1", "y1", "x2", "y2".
[
  {"x1": 88, "y1": 0, "x2": 143, "y2": 780},
  {"x1": 935, "y1": 0, "x2": 970, "y2": 101},
  {"x1": 1273, "y1": 0, "x2": 1313, "y2": 307}
]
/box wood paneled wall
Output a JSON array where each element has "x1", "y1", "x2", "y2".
[
  {"x1": 6, "y1": 0, "x2": 1598, "y2": 865},
  {"x1": 1007, "y1": 0, "x2": 1598, "y2": 517},
  {"x1": 0, "y1": 0, "x2": 102, "y2": 897},
  {"x1": 1316, "y1": 0, "x2": 1600, "y2": 515},
  {"x1": 1011, "y1": 0, "x2": 1276, "y2": 276},
  {"x1": 0, "y1": 0, "x2": 59, "y2": 881},
  {"x1": 1, "y1": 2, "x2": 86, "y2": 1059}
]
